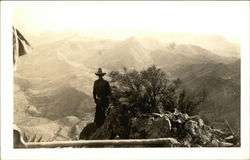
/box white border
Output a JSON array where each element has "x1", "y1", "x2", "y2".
[{"x1": 1, "y1": 1, "x2": 249, "y2": 160}]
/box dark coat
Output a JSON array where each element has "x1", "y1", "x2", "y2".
[{"x1": 93, "y1": 78, "x2": 111, "y2": 100}]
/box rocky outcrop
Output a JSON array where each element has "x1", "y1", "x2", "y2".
[
  {"x1": 129, "y1": 115, "x2": 171, "y2": 139},
  {"x1": 79, "y1": 103, "x2": 240, "y2": 147}
]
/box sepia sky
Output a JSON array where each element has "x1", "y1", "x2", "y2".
[{"x1": 12, "y1": 1, "x2": 249, "y2": 43}]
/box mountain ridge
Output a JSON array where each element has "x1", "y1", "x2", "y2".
[{"x1": 15, "y1": 32, "x2": 240, "y2": 141}]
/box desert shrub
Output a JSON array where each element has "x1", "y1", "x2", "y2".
[
  {"x1": 178, "y1": 89, "x2": 206, "y2": 116},
  {"x1": 109, "y1": 65, "x2": 180, "y2": 113}
]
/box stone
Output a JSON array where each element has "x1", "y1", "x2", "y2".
[
  {"x1": 165, "y1": 112, "x2": 176, "y2": 121},
  {"x1": 146, "y1": 116, "x2": 171, "y2": 138},
  {"x1": 225, "y1": 135, "x2": 234, "y2": 140},
  {"x1": 219, "y1": 142, "x2": 234, "y2": 147},
  {"x1": 175, "y1": 113, "x2": 189, "y2": 124},
  {"x1": 183, "y1": 133, "x2": 192, "y2": 147},
  {"x1": 224, "y1": 135, "x2": 239, "y2": 145},
  {"x1": 152, "y1": 113, "x2": 163, "y2": 118},
  {"x1": 130, "y1": 116, "x2": 171, "y2": 139},
  {"x1": 184, "y1": 120, "x2": 200, "y2": 136},
  {"x1": 183, "y1": 118, "x2": 212, "y2": 145},
  {"x1": 189, "y1": 116, "x2": 204, "y2": 127},
  {"x1": 207, "y1": 138, "x2": 219, "y2": 147},
  {"x1": 211, "y1": 129, "x2": 228, "y2": 141},
  {"x1": 200, "y1": 130, "x2": 212, "y2": 145}
]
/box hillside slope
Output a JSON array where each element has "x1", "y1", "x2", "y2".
[{"x1": 168, "y1": 60, "x2": 240, "y2": 133}]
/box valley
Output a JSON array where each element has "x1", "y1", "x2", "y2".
[{"x1": 14, "y1": 31, "x2": 241, "y2": 141}]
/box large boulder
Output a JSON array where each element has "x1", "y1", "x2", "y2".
[
  {"x1": 129, "y1": 115, "x2": 171, "y2": 139},
  {"x1": 182, "y1": 116, "x2": 212, "y2": 146},
  {"x1": 80, "y1": 102, "x2": 132, "y2": 140},
  {"x1": 79, "y1": 122, "x2": 97, "y2": 140}
]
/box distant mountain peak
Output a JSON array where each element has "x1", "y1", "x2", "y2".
[{"x1": 124, "y1": 36, "x2": 140, "y2": 43}]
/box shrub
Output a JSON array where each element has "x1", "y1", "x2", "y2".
[
  {"x1": 178, "y1": 89, "x2": 206, "y2": 116},
  {"x1": 109, "y1": 65, "x2": 180, "y2": 113}
]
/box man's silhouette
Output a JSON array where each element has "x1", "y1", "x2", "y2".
[{"x1": 93, "y1": 68, "x2": 111, "y2": 127}]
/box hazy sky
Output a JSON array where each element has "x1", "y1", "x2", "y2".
[{"x1": 12, "y1": 1, "x2": 249, "y2": 43}]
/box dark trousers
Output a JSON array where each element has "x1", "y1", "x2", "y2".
[{"x1": 94, "y1": 98, "x2": 109, "y2": 127}]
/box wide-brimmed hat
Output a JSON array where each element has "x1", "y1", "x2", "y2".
[{"x1": 95, "y1": 68, "x2": 106, "y2": 76}]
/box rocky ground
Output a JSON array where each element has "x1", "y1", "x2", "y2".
[{"x1": 79, "y1": 101, "x2": 240, "y2": 147}]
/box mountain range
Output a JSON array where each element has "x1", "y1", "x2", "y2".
[{"x1": 14, "y1": 31, "x2": 241, "y2": 141}]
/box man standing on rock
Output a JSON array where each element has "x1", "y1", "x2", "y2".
[{"x1": 93, "y1": 68, "x2": 111, "y2": 127}]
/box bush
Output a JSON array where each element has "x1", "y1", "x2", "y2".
[
  {"x1": 109, "y1": 65, "x2": 180, "y2": 113},
  {"x1": 178, "y1": 89, "x2": 206, "y2": 116}
]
